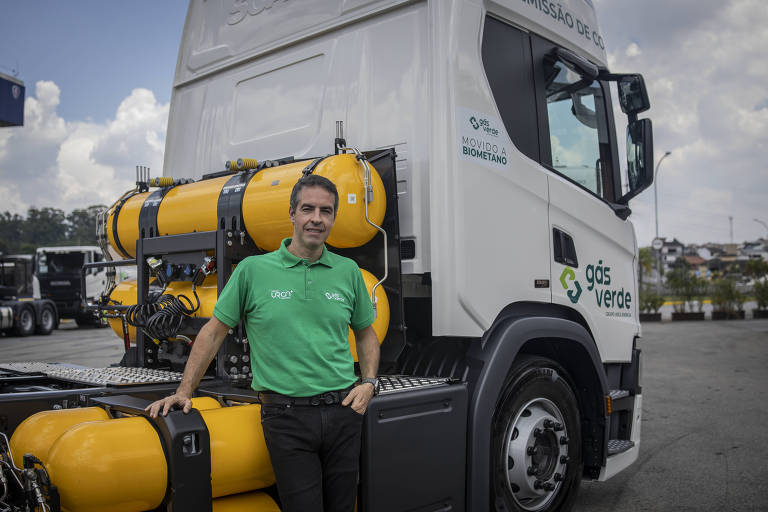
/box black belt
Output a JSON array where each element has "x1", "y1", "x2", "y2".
[{"x1": 258, "y1": 386, "x2": 353, "y2": 406}]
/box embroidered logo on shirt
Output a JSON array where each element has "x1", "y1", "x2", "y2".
[
  {"x1": 324, "y1": 292, "x2": 346, "y2": 303},
  {"x1": 270, "y1": 289, "x2": 294, "y2": 300}
]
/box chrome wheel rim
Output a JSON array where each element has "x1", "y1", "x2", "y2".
[{"x1": 503, "y1": 397, "x2": 569, "y2": 511}]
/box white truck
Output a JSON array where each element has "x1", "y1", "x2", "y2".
[
  {"x1": 165, "y1": 0, "x2": 650, "y2": 505},
  {"x1": 0, "y1": 1, "x2": 652, "y2": 511}
]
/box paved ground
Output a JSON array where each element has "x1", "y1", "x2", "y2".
[
  {"x1": 2, "y1": 318, "x2": 767, "y2": 511},
  {"x1": 574, "y1": 319, "x2": 768, "y2": 512},
  {"x1": 0, "y1": 319, "x2": 124, "y2": 367}
]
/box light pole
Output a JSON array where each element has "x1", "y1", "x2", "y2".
[
  {"x1": 654, "y1": 151, "x2": 672, "y2": 240},
  {"x1": 755, "y1": 218, "x2": 768, "y2": 239},
  {"x1": 653, "y1": 151, "x2": 672, "y2": 291}
]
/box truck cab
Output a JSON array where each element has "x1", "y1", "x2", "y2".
[
  {"x1": 0, "y1": 254, "x2": 59, "y2": 336},
  {"x1": 35, "y1": 246, "x2": 107, "y2": 326}
]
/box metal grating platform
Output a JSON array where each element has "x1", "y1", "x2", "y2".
[
  {"x1": 0, "y1": 362, "x2": 184, "y2": 386},
  {"x1": 607, "y1": 439, "x2": 635, "y2": 455},
  {"x1": 378, "y1": 375, "x2": 453, "y2": 395}
]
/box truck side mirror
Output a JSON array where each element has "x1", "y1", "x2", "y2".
[
  {"x1": 617, "y1": 118, "x2": 654, "y2": 205},
  {"x1": 599, "y1": 72, "x2": 650, "y2": 117},
  {"x1": 617, "y1": 74, "x2": 649, "y2": 116}
]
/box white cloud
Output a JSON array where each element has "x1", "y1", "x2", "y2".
[
  {"x1": 625, "y1": 43, "x2": 641, "y2": 58},
  {"x1": 0, "y1": 81, "x2": 168, "y2": 215},
  {"x1": 598, "y1": 0, "x2": 768, "y2": 245}
]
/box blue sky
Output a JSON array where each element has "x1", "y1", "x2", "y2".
[
  {"x1": 0, "y1": 0, "x2": 766, "y2": 245},
  {"x1": 0, "y1": 1, "x2": 187, "y2": 123}
]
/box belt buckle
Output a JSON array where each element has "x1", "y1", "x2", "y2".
[{"x1": 323, "y1": 392, "x2": 337, "y2": 405}]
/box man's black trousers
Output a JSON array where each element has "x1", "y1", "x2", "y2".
[{"x1": 261, "y1": 402, "x2": 364, "y2": 512}]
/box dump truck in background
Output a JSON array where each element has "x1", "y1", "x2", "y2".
[{"x1": 0, "y1": 1, "x2": 654, "y2": 511}]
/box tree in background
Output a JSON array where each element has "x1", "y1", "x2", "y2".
[
  {"x1": 667, "y1": 257, "x2": 708, "y2": 313},
  {"x1": 0, "y1": 212, "x2": 24, "y2": 254},
  {"x1": 746, "y1": 259, "x2": 768, "y2": 312},
  {"x1": 66, "y1": 205, "x2": 106, "y2": 246},
  {"x1": 0, "y1": 205, "x2": 106, "y2": 254},
  {"x1": 638, "y1": 246, "x2": 653, "y2": 284}
]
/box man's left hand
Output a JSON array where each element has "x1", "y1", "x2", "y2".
[{"x1": 342, "y1": 382, "x2": 375, "y2": 415}]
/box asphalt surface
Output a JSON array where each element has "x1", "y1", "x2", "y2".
[
  {"x1": 0, "y1": 318, "x2": 124, "y2": 367},
  {"x1": 574, "y1": 319, "x2": 768, "y2": 512},
  {"x1": 2, "y1": 318, "x2": 767, "y2": 511}
]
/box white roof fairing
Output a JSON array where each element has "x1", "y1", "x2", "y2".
[{"x1": 486, "y1": 0, "x2": 607, "y2": 68}]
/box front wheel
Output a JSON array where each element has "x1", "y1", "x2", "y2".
[{"x1": 492, "y1": 357, "x2": 582, "y2": 512}]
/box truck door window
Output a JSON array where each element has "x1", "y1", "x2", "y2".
[
  {"x1": 481, "y1": 17, "x2": 539, "y2": 162},
  {"x1": 543, "y1": 60, "x2": 615, "y2": 200}
]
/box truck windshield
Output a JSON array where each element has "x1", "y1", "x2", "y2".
[
  {"x1": 37, "y1": 252, "x2": 86, "y2": 274},
  {"x1": 545, "y1": 61, "x2": 612, "y2": 199}
]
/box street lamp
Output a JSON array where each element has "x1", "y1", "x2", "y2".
[
  {"x1": 755, "y1": 218, "x2": 768, "y2": 239},
  {"x1": 654, "y1": 151, "x2": 672, "y2": 240},
  {"x1": 653, "y1": 151, "x2": 672, "y2": 292}
]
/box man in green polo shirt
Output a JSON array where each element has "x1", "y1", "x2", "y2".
[{"x1": 147, "y1": 174, "x2": 380, "y2": 512}]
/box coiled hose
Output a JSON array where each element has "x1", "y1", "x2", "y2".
[{"x1": 125, "y1": 286, "x2": 200, "y2": 342}]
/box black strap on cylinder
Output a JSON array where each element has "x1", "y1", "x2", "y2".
[
  {"x1": 111, "y1": 192, "x2": 139, "y2": 259},
  {"x1": 216, "y1": 170, "x2": 258, "y2": 236},
  {"x1": 138, "y1": 186, "x2": 174, "y2": 240},
  {"x1": 90, "y1": 395, "x2": 213, "y2": 512},
  {"x1": 301, "y1": 156, "x2": 329, "y2": 176}
]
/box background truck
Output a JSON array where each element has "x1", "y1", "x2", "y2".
[
  {"x1": 0, "y1": 1, "x2": 653, "y2": 511},
  {"x1": 0, "y1": 254, "x2": 58, "y2": 336},
  {"x1": 34, "y1": 246, "x2": 109, "y2": 327}
]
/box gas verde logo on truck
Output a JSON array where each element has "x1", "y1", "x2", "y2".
[
  {"x1": 457, "y1": 107, "x2": 510, "y2": 172},
  {"x1": 559, "y1": 261, "x2": 632, "y2": 316}
]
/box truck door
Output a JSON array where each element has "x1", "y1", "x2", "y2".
[{"x1": 531, "y1": 36, "x2": 639, "y2": 362}]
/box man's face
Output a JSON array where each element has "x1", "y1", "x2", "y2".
[{"x1": 289, "y1": 186, "x2": 336, "y2": 250}]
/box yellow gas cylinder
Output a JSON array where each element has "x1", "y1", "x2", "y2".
[
  {"x1": 45, "y1": 405, "x2": 273, "y2": 512},
  {"x1": 157, "y1": 175, "x2": 230, "y2": 236},
  {"x1": 212, "y1": 491, "x2": 280, "y2": 512},
  {"x1": 348, "y1": 268, "x2": 390, "y2": 361},
  {"x1": 106, "y1": 154, "x2": 386, "y2": 258},
  {"x1": 10, "y1": 399, "x2": 219, "y2": 472},
  {"x1": 190, "y1": 396, "x2": 223, "y2": 410},
  {"x1": 205, "y1": 404, "x2": 275, "y2": 497},
  {"x1": 106, "y1": 275, "x2": 218, "y2": 343},
  {"x1": 242, "y1": 153, "x2": 386, "y2": 251},
  {"x1": 46, "y1": 417, "x2": 168, "y2": 512},
  {"x1": 9, "y1": 407, "x2": 110, "y2": 464}
]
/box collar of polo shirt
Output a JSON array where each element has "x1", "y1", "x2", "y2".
[{"x1": 279, "y1": 238, "x2": 335, "y2": 268}]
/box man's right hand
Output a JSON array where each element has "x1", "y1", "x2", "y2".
[{"x1": 145, "y1": 393, "x2": 193, "y2": 418}]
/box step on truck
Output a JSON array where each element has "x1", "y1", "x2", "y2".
[
  {"x1": 0, "y1": 1, "x2": 653, "y2": 511},
  {"x1": 0, "y1": 254, "x2": 58, "y2": 336}
]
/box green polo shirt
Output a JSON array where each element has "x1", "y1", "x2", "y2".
[{"x1": 212, "y1": 238, "x2": 375, "y2": 396}]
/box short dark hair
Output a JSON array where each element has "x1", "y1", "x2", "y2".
[{"x1": 289, "y1": 174, "x2": 339, "y2": 213}]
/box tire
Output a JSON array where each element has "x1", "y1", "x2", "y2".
[
  {"x1": 14, "y1": 306, "x2": 36, "y2": 337},
  {"x1": 491, "y1": 356, "x2": 582, "y2": 512},
  {"x1": 35, "y1": 305, "x2": 56, "y2": 335}
]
